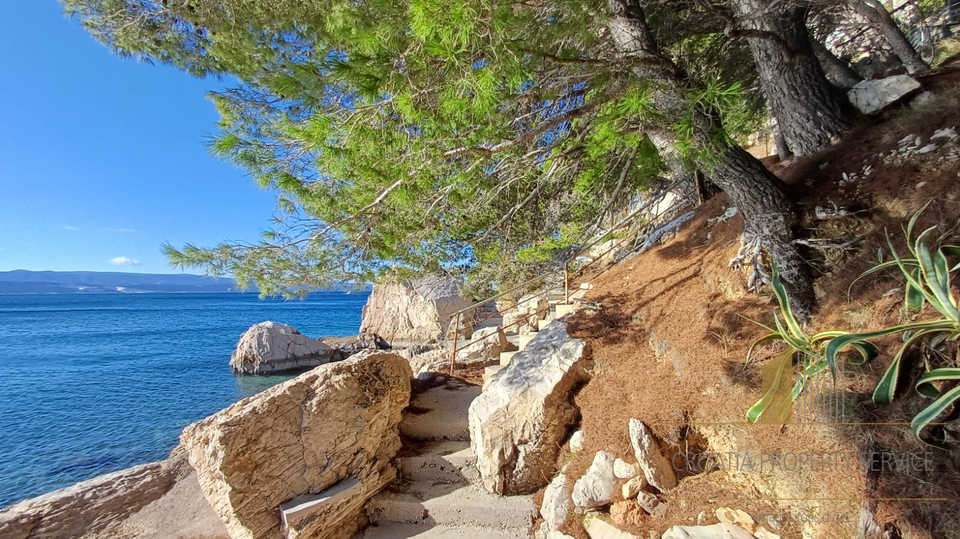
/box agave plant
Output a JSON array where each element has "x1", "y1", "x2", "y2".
[
  {"x1": 744, "y1": 262, "x2": 878, "y2": 423},
  {"x1": 827, "y1": 208, "x2": 960, "y2": 443}
]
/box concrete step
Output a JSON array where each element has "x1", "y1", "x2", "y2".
[
  {"x1": 400, "y1": 380, "x2": 479, "y2": 442},
  {"x1": 535, "y1": 317, "x2": 554, "y2": 331},
  {"x1": 516, "y1": 335, "x2": 535, "y2": 350},
  {"x1": 366, "y1": 485, "x2": 534, "y2": 529},
  {"x1": 482, "y1": 364, "x2": 504, "y2": 384},
  {"x1": 499, "y1": 351, "x2": 517, "y2": 366},
  {"x1": 399, "y1": 442, "x2": 477, "y2": 485},
  {"x1": 360, "y1": 522, "x2": 529, "y2": 538},
  {"x1": 473, "y1": 317, "x2": 503, "y2": 330},
  {"x1": 553, "y1": 304, "x2": 576, "y2": 319},
  {"x1": 579, "y1": 282, "x2": 594, "y2": 290},
  {"x1": 570, "y1": 289, "x2": 587, "y2": 301}
]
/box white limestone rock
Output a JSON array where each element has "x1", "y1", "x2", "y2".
[
  {"x1": 457, "y1": 326, "x2": 517, "y2": 362},
  {"x1": 572, "y1": 452, "x2": 619, "y2": 509},
  {"x1": 230, "y1": 321, "x2": 338, "y2": 374},
  {"x1": 583, "y1": 511, "x2": 640, "y2": 539},
  {"x1": 570, "y1": 430, "x2": 586, "y2": 453},
  {"x1": 469, "y1": 321, "x2": 591, "y2": 495},
  {"x1": 540, "y1": 473, "x2": 571, "y2": 531},
  {"x1": 628, "y1": 419, "x2": 677, "y2": 492},
  {"x1": 181, "y1": 352, "x2": 412, "y2": 539},
  {"x1": 662, "y1": 523, "x2": 758, "y2": 539},
  {"x1": 0, "y1": 456, "x2": 186, "y2": 539},
  {"x1": 847, "y1": 75, "x2": 922, "y2": 114},
  {"x1": 360, "y1": 274, "x2": 476, "y2": 343},
  {"x1": 613, "y1": 459, "x2": 638, "y2": 480},
  {"x1": 620, "y1": 476, "x2": 647, "y2": 500}
]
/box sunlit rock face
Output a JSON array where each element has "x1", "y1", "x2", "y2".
[
  {"x1": 181, "y1": 352, "x2": 412, "y2": 539},
  {"x1": 359, "y1": 275, "x2": 475, "y2": 344}
]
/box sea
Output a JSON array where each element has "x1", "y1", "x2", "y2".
[{"x1": 0, "y1": 291, "x2": 369, "y2": 508}]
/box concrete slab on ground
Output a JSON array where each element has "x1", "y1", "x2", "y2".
[
  {"x1": 399, "y1": 441, "x2": 477, "y2": 485},
  {"x1": 400, "y1": 379, "x2": 479, "y2": 442},
  {"x1": 366, "y1": 485, "x2": 534, "y2": 529},
  {"x1": 361, "y1": 522, "x2": 529, "y2": 538}
]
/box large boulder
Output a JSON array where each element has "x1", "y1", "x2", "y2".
[
  {"x1": 847, "y1": 74, "x2": 921, "y2": 114},
  {"x1": 181, "y1": 352, "x2": 413, "y2": 539},
  {"x1": 359, "y1": 275, "x2": 475, "y2": 344},
  {"x1": 230, "y1": 321, "x2": 338, "y2": 374},
  {"x1": 0, "y1": 453, "x2": 187, "y2": 539},
  {"x1": 469, "y1": 320, "x2": 591, "y2": 495}
]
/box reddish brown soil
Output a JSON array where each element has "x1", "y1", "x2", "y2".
[{"x1": 557, "y1": 70, "x2": 960, "y2": 539}]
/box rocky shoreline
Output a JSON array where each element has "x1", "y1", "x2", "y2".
[{"x1": 0, "y1": 274, "x2": 486, "y2": 539}]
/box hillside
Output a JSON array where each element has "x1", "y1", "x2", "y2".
[
  {"x1": 0, "y1": 270, "x2": 240, "y2": 294},
  {"x1": 553, "y1": 69, "x2": 960, "y2": 539}
]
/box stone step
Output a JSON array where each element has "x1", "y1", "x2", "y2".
[
  {"x1": 535, "y1": 317, "x2": 554, "y2": 331},
  {"x1": 482, "y1": 364, "x2": 504, "y2": 384},
  {"x1": 499, "y1": 351, "x2": 517, "y2": 366},
  {"x1": 400, "y1": 380, "x2": 479, "y2": 442},
  {"x1": 360, "y1": 522, "x2": 529, "y2": 539},
  {"x1": 570, "y1": 289, "x2": 587, "y2": 301},
  {"x1": 366, "y1": 485, "x2": 534, "y2": 529},
  {"x1": 473, "y1": 317, "x2": 503, "y2": 330},
  {"x1": 516, "y1": 335, "x2": 535, "y2": 349},
  {"x1": 553, "y1": 304, "x2": 576, "y2": 319},
  {"x1": 580, "y1": 282, "x2": 594, "y2": 290},
  {"x1": 399, "y1": 441, "x2": 477, "y2": 485}
]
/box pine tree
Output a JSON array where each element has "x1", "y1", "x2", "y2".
[{"x1": 64, "y1": 0, "x2": 813, "y2": 312}]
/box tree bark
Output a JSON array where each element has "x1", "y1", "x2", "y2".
[
  {"x1": 648, "y1": 133, "x2": 708, "y2": 206},
  {"x1": 810, "y1": 36, "x2": 864, "y2": 89},
  {"x1": 728, "y1": 0, "x2": 854, "y2": 157},
  {"x1": 845, "y1": 0, "x2": 928, "y2": 74},
  {"x1": 606, "y1": 0, "x2": 814, "y2": 317}
]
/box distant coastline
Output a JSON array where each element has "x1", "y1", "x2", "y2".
[
  {"x1": 0, "y1": 269, "x2": 239, "y2": 294},
  {"x1": 0, "y1": 270, "x2": 369, "y2": 295}
]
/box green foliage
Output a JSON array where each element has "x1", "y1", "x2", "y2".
[
  {"x1": 826, "y1": 207, "x2": 960, "y2": 444},
  {"x1": 744, "y1": 261, "x2": 878, "y2": 423},
  {"x1": 63, "y1": 0, "x2": 769, "y2": 295}
]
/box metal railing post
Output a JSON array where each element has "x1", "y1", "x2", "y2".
[
  {"x1": 449, "y1": 312, "x2": 461, "y2": 375},
  {"x1": 564, "y1": 268, "x2": 569, "y2": 304}
]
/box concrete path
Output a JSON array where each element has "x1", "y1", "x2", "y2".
[{"x1": 359, "y1": 378, "x2": 535, "y2": 538}]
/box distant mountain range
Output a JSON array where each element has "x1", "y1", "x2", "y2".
[{"x1": 0, "y1": 270, "x2": 241, "y2": 294}]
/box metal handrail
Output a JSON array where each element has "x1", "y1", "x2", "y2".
[
  {"x1": 445, "y1": 183, "x2": 687, "y2": 374},
  {"x1": 445, "y1": 179, "x2": 682, "y2": 321}
]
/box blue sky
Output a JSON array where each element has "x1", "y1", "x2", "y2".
[{"x1": 0, "y1": 1, "x2": 278, "y2": 274}]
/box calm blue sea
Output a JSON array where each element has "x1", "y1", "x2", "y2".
[{"x1": 0, "y1": 291, "x2": 369, "y2": 508}]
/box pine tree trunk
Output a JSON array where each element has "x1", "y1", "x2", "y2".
[
  {"x1": 606, "y1": 0, "x2": 814, "y2": 317},
  {"x1": 810, "y1": 37, "x2": 864, "y2": 89},
  {"x1": 648, "y1": 133, "x2": 705, "y2": 206},
  {"x1": 845, "y1": 0, "x2": 928, "y2": 74},
  {"x1": 728, "y1": 0, "x2": 854, "y2": 157}
]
